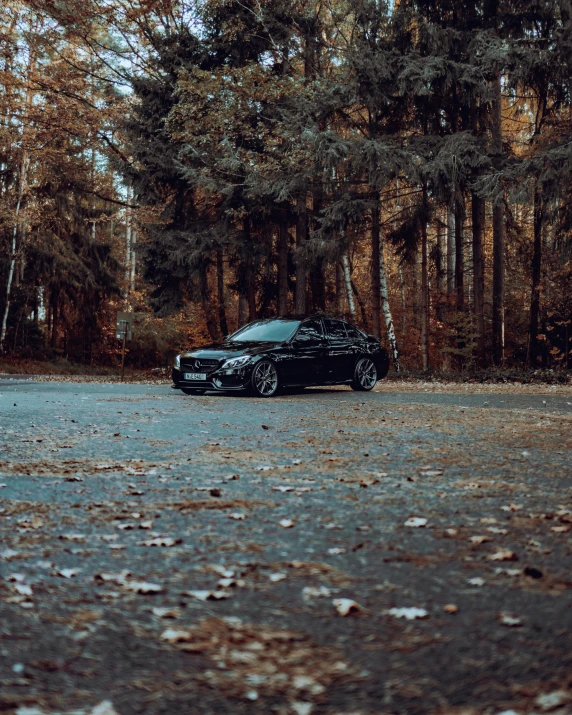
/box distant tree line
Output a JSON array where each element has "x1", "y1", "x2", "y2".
[{"x1": 1, "y1": 0, "x2": 571, "y2": 371}]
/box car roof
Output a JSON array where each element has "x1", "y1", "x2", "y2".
[{"x1": 271, "y1": 314, "x2": 349, "y2": 321}]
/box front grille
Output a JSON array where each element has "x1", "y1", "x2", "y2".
[{"x1": 180, "y1": 358, "x2": 220, "y2": 374}]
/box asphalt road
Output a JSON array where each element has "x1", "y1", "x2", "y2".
[{"x1": 0, "y1": 381, "x2": 571, "y2": 715}]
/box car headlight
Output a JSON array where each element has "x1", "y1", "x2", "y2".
[
  {"x1": 174, "y1": 354, "x2": 181, "y2": 369},
  {"x1": 222, "y1": 355, "x2": 252, "y2": 369}
]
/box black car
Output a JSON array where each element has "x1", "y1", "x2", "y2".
[{"x1": 172, "y1": 315, "x2": 390, "y2": 397}]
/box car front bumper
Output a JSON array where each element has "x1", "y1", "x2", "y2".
[{"x1": 171, "y1": 366, "x2": 252, "y2": 392}]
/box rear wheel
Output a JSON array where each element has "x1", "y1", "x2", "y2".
[
  {"x1": 250, "y1": 360, "x2": 280, "y2": 397},
  {"x1": 181, "y1": 388, "x2": 206, "y2": 395},
  {"x1": 351, "y1": 357, "x2": 377, "y2": 391}
]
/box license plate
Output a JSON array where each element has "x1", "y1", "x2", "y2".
[{"x1": 184, "y1": 373, "x2": 207, "y2": 381}]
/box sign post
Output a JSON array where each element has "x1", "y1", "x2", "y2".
[{"x1": 116, "y1": 312, "x2": 134, "y2": 382}]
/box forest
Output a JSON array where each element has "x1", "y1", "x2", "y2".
[{"x1": 1, "y1": 0, "x2": 571, "y2": 373}]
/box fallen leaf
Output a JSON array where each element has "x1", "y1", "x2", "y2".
[
  {"x1": 137, "y1": 537, "x2": 181, "y2": 547},
  {"x1": 269, "y1": 572, "x2": 287, "y2": 582},
  {"x1": 151, "y1": 607, "x2": 181, "y2": 619},
  {"x1": 291, "y1": 703, "x2": 313, "y2": 715},
  {"x1": 302, "y1": 586, "x2": 333, "y2": 600},
  {"x1": 404, "y1": 517, "x2": 427, "y2": 528},
  {"x1": 467, "y1": 577, "x2": 486, "y2": 587},
  {"x1": 218, "y1": 577, "x2": 244, "y2": 588},
  {"x1": 534, "y1": 690, "x2": 571, "y2": 712},
  {"x1": 161, "y1": 627, "x2": 193, "y2": 643},
  {"x1": 13, "y1": 583, "x2": 33, "y2": 597},
  {"x1": 333, "y1": 598, "x2": 361, "y2": 616},
  {"x1": 91, "y1": 702, "x2": 121, "y2": 715},
  {"x1": 387, "y1": 607, "x2": 428, "y2": 620},
  {"x1": 209, "y1": 565, "x2": 235, "y2": 578},
  {"x1": 184, "y1": 589, "x2": 232, "y2": 601},
  {"x1": 487, "y1": 551, "x2": 518, "y2": 562},
  {"x1": 498, "y1": 611, "x2": 523, "y2": 627},
  {"x1": 94, "y1": 570, "x2": 131, "y2": 584},
  {"x1": 487, "y1": 527, "x2": 508, "y2": 535},
  {"x1": 123, "y1": 581, "x2": 163, "y2": 594}
]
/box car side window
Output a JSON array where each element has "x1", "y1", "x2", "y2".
[
  {"x1": 345, "y1": 323, "x2": 363, "y2": 340},
  {"x1": 295, "y1": 319, "x2": 324, "y2": 343},
  {"x1": 325, "y1": 319, "x2": 348, "y2": 340}
]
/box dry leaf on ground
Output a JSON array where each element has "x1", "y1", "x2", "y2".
[{"x1": 333, "y1": 598, "x2": 361, "y2": 616}]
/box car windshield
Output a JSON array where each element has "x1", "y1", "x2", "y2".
[{"x1": 229, "y1": 319, "x2": 301, "y2": 343}]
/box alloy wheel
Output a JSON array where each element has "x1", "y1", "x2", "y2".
[
  {"x1": 354, "y1": 357, "x2": 377, "y2": 391},
  {"x1": 252, "y1": 361, "x2": 279, "y2": 397}
]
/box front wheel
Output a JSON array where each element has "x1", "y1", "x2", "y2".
[
  {"x1": 181, "y1": 388, "x2": 206, "y2": 395},
  {"x1": 250, "y1": 360, "x2": 280, "y2": 397},
  {"x1": 351, "y1": 357, "x2": 377, "y2": 391}
]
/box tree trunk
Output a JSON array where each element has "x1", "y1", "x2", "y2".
[
  {"x1": 341, "y1": 254, "x2": 356, "y2": 319},
  {"x1": 351, "y1": 277, "x2": 369, "y2": 331},
  {"x1": 420, "y1": 218, "x2": 429, "y2": 370},
  {"x1": 199, "y1": 263, "x2": 219, "y2": 341},
  {"x1": 0, "y1": 45, "x2": 35, "y2": 353},
  {"x1": 0, "y1": 152, "x2": 29, "y2": 353},
  {"x1": 472, "y1": 192, "x2": 486, "y2": 365},
  {"x1": 398, "y1": 263, "x2": 406, "y2": 337},
  {"x1": 125, "y1": 185, "x2": 131, "y2": 296},
  {"x1": 370, "y1": 200, "x2": 381, "y2": 337},
  {"x1": 310, "y1": 262, "x2": 325, "y2": 312},
  {"x1": 216, "y1": 249, "x2": 228, "y2": 337},
  {"x1": 455, "y1": 201, "x2": 465, "y2": 312},
  {"x1": 436, "y1": 218, "x2": 446, "y2": 322},
  {"x1": 492, "y1": 71, "x2": 505, "y2": 365},
  {"x1": 130, "y1": 227, "x2": 136, "y2": 293},
  {"x1": 278, "y1": 210, "x2": 289, "y2": 316},
  {"x1": 528, "y1": 185, "x2": 543, "y2": 366},
  {"x1": 436, "y1": 219, "x2": 446, "y2": 294},
  {"x1": 379, "y1": 226, "x2": 400, "y2": 372},
  {"x1": 238, "y1": 296, "x2": 248, "y2": 327},
  {"x1": 295, "y1": 195, "x2": 307, "y2": 314},
  {"x1": 446, "y1": 207, "x2": 455, "y2": 296},
  {"x1": 335, "y1": 262, "x2": 344, "y2": 316},
  {"x1": 310, "y1": 180, "x2": 325, "y2": 312},
  {"x1": 51, "y1": 293, "x2": 58, "y2": 349},
  {"x1": 244, "y1": 218, "x2": 257, "y2": 321}
]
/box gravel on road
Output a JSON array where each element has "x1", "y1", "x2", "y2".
[{"x1": 0, "y1": 381, "x2": 571, "y2": 715}]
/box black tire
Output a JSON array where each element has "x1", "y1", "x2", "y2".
[
  {"x1": 181, "y1": 388, "x2": 206, "y2": 395},
  {"x1": 250, "y1": 360, "x2": 280, "y2": 397},
  {"x1": 351, "y1": 357, "x2": 378, "y2": 391}
]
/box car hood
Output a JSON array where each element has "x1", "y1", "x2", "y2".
[{"x1": 181, "y1": 341, "x2": 280, "y2": 361}]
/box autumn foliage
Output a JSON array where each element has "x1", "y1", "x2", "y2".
[{"x1": 1, "y1": 0, "x2": 571, "y2": 372}]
